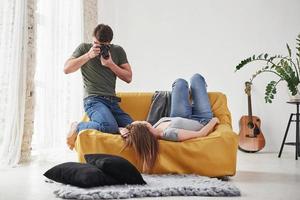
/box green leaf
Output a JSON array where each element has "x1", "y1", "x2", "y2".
[
  {"x1": 286, "y1": 43, "x2": 292, "y2": 57},
  {"x1": 297, "y1": 34, "x2": 300, "y2": 62},
  {"x1": 235, "y1": 57, "x2": 253, "y2": 71},
  {"x1": 235, "y1": 33, "x2": 300, "y2": 103},
  {"x1": 264, "y1": 81, "x2": 277, "y2": 103}
]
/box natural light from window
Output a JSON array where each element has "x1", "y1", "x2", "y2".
[{"x1": 32, "y1": 0, "x2": 83, "y2": 161}]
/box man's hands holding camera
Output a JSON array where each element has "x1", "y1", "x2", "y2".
[
  {"x1": 87, "y1": 44, "x2": 115, "y2": 69},
  {"x1": 100, "y1": 52, "x2": 115, "y2": 68},
  {"x1": 87, "y1": 44, "x2": 101, "y2": 59}
]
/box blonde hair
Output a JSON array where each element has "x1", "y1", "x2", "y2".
[{"x1": 122, "y1": 123, "x2": 159, "y2": 172}]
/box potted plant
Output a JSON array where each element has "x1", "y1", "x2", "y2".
[{"x1": 235, "y1": 34, "x2": 300, "y2": 103}]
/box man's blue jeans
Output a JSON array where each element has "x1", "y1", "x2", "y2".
[
  {"x1": 170, "y1": 73, "x2": 213, "y2": 124},
  {"x1": 76, "y1": 96, "x2": 133, "y2": 134}
]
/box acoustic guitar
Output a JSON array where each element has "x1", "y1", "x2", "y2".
[{"x1": 238, "y1": 82, "x2": 265, "y2": 153}]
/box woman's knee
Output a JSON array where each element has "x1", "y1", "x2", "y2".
[
  {"x1": 172, "y1": 78, "x2": 188, "y2": 89},
  {"x1": 190, "y1": 73, "x2": 206, "y2": 87},
  {"x1": 191, "y1": 73, "x2": 205, "y2": 82}
]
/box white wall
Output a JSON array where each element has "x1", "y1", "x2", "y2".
[{"x1": 98, "y1": 0, "x2": 300, "y2": 152}]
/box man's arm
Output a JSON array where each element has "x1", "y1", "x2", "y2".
[
  {"x1": 63, "y1": 54, "x2": 90, "y2": 74},
  {"x1": 109, "y1": 62, "x2": 132, "y2": 83},
  {"x1": 63, "y1": 44, "x2": 100, "y2": 74},
  {"x1": 101, "y1": 55, "x2": 132, "y2": 83}
]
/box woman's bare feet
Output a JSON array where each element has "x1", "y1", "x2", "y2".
[{"x1": 66, "y1": 122, "x2": 78, "y2": 150}]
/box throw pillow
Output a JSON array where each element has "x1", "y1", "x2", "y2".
[
  {"x1": 43, "y1": 162, "x2": 118, "y2": 188},
  {"x1": 84, "y1": 154, "x2": 146, "y2": 185}
]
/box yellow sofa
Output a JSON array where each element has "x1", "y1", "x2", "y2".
[{"x1": 74, "y1": 92, "x2": 238, "y2": 177}]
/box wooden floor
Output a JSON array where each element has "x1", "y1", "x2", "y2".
[{"x1": 0, "y1": 148, "x2": 299, "y2": 200}]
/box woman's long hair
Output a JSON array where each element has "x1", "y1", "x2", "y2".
[{"x1": 122, "y1": 123, "x2": 159, "y2": 172}]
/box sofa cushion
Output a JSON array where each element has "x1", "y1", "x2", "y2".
[
  {"x1": 43, "y1": 162, "x2": 118, "y2": 188},
  {"x1": 84, "y1": 154, "x2": 146, "y2": 185}
]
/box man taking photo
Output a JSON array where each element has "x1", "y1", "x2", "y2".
[{"x1": 64, "y1": 24, "x2": 133, "y2": 150}]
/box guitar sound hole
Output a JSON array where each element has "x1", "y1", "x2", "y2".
[{"x1": 247, "y1": 122, "x2": 254, "y2": 129}]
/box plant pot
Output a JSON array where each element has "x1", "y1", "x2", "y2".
[{"x1": 288, "y1": 85, "x2": 300, "y2": 102}]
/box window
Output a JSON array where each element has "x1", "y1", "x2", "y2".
[{"x1": 32, "y1": 0, "x2": 83, "y2": 160}]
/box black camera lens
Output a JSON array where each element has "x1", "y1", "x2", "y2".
[{"x1": 99, "y1": 44, "x2": 110, "y2": 60}]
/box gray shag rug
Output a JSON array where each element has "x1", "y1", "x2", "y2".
[
  {"x1": 54, "y1": 174, "x2": 241, "y2": 200},
  {"x1": 52, "y1": 174, "x2": 240, "y2": 199}
]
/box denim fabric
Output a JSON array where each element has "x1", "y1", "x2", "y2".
[
  {"x1": 170, "y1": 73, "x2": 213, "y2": 124},
  {"x1": 76, "y1": 96, "x2": 133, "y2": 134}
]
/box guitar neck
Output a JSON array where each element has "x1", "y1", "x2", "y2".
[{"x1": 248, "y1": 95, "x2": 253, "y2": 122}]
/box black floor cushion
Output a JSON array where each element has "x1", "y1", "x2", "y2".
[
  {"x1": 44, "y1": 162, "x2": 118, "y2": 188},
  {"x1": 84, "y1": 154, "x2": 146, "y2": 185}
]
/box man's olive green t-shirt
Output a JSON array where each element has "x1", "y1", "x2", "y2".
[{"x1": 72, "y1": 43, "x2": 128, "y2": 98}]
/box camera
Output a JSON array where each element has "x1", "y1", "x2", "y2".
[{"x1": 99, "y1": 44, "x2": 110, "y2": 60}]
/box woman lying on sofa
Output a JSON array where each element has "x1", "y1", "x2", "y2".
[{"x1": 120, "y1": 73, "x2": 219, "y2": 172}]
